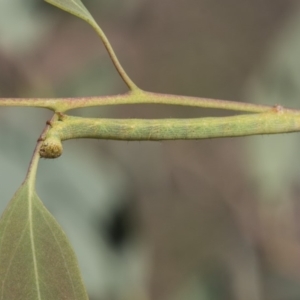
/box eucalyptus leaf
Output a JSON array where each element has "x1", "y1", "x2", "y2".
[
  {"x1": 44, "y1": 0, "x2": 96, "y2": 25},
  {"x1": 0, "y1": 180, "x2": 88, "y2": 300}
]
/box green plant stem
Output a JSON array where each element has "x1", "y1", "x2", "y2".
[
  {"x1": 41, "y1": 109, "x2": 300, "y2": 150},
  {"x1": 89, "y1": 21, "x2": 139, "y2": 91},
  {"x1": 0, "y1": 90, "x2": 280, "y2": 113},
  {"x1": 26, "y1": 113, "x2": 58, "y2": 178},
  {"x1": 44, "y1": 0, "x2": 138, "y2": 91},
  {"x1": 71, "y1": 90, "x2": 276, "y2": 113},
  {"x1": 26, "y1": 143, "x2": 41, "y2": 188}
]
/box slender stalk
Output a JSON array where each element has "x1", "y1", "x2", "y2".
[
  {"x1": 40, "y1": 110, "x2": 300, "y2": 157},
  {"x1": 0, "y1": 98, "x2": 62, "y2": 111},
  {"x1": 44, "y1": 0, "x2": 139, "y2": 91},
  {"x1": 26, "y1": 142, "x2": 41, "y2": 188},
  {"x1": 26, "y1": 113, "x2": 58, "y2": 179},
  {"x1": 65, "y1": 90, "x2": 275, "y2": 113},
  {"x1": 0, "y1": 90, "x2": 282, "y2": 113},
  {"x1": 88, "y1": 20, "x2": 139, "y2": 91}
]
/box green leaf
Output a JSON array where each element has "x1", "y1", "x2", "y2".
[
  {"x1": 44, "y1": 0, "x2": 96, "y2": 25},
  {"x1": 0, "y1": 180, "x2": 89, "y2": 300}
]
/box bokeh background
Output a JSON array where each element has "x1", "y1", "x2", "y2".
[{"x1": 1, "y1": 0, "x2": 300, "y2": 299}]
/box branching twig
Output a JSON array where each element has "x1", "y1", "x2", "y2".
[{"x1": 0, "y1": 90, "x2": 283, "y2": 113}]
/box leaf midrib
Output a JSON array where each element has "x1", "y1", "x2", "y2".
[{"x1": 28, "y1": 185, "x2": 41, "y2": 300}]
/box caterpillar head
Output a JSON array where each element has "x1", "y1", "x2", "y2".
[{"x1": 40, "y1": 137, "x2": 63, "y2": 159}]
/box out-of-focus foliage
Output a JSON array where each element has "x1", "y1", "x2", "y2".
[
  {"x1": 243, "y1": 4, "x2": 300, "y2": 299},
  {"x1": 0, "y1": 0, "x2": 52, "y2": 54},
  {"x1": 245, "y1": 3, "x2": 300, "y2": 200}
]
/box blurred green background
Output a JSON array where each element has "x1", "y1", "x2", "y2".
[{"x1": 1, "y1": 0, "x2": 300, "y2": 299}]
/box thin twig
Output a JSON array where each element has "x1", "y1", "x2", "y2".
[{"x1": 0, "y1": 90, "x2": 286, "y2": 114}]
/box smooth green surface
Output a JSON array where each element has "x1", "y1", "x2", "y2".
[
  {"x1": 45, "y1": 0, "x2": 96, "y2": 25},
  {"x1": 0, "y1": 180, "x2": 89, "y2": 300}
]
